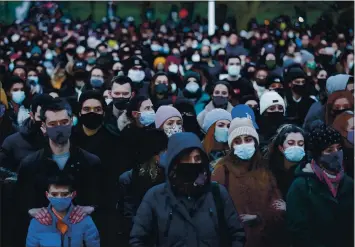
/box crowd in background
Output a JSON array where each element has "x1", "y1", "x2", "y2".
[{"x1": 0, "y1": 2, "x2": 354, "y2": 247}]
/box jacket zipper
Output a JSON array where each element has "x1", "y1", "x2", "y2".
[{"x1": 61, "y1": 234, "x2": 64, "y2": 247}]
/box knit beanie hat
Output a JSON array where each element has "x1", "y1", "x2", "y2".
[
  {"x1": 155, "y1": 105, "x2": 182, "y2": 128},
  {"x1": 153, "y1": 57, "x2": 166, "y2": 69},
  {"x1": 228, "y1": 118, "x2": 259, "y2": 148},
  {"x1": 31, "y1": 46, "x2": 42, "y2": 56},
  {"x1": 285, "y1": 66, "x2": 306, "y2": 83},
  {"x1": 203, "y1": 109, "x2": 232, "y2": 133},
  {"x1": 136, "y1": 129, "x2": 168, "y2": 164},
  {"x1": 326, "y1": 74, "x2": 350, "y2": 95},
  {"x1": 309, "y1": 123, "x2": 342, "y2": 158},
  {"x1": 259, "y1": 91, "x2": 286, "y2": 115},
  {"x1": 184, "y1": 70, "x2": 201, "y2": 84},
  {"x1": 265, "y1": 74, "x2": 284, "y2": 89}
]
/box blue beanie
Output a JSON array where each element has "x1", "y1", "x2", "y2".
[
  {"x1": 202, "y1": 109, "x2": 232, "y2": 133},
  {"x1": 231, "y1": 104, "x2": 259, "y2": 129}
]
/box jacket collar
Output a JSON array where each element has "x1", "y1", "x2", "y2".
[
  {"x1": 43, "y1": 143, "x2": 80, "y2": 160},
  {"x1": 204, "y1": 100, "x2": 233, "y2": 112}
]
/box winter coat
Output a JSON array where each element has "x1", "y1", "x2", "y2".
[
  {"x1": 0, "y1": 118, "x2": 46, "y2": 177},
  {"x1": 285, "y1": 93, "x2": 316, "y2": 126},
  {"x1": 286, "y1": 163, "x2": 354, "y2": 247},
  {"x1": 271, "y1": 163, "x2": 299, "y2": 200},
  {"x1": 197, "y1": 100, "x2": 234, "y2": 129},
  {"x1": 194, "y1": 91, "x2": 211, "y2": 116},
  {"x1": 103, "y1": 103, "x2": 121, "y2": 137},
  {"x1": 0, "y1": 112, "x2": 15, "y2": 146},
  {"x1": 26, "y1": 204, "x2": 100, "y2": 247},
  {"x1": 212, "y1": 154, "x2": 288, "y2": 247},
  {"x1": 130, "y1": 132, "x2": 245, "y2": 247}
]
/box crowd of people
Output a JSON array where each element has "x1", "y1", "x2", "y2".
[{"x1": 0, "y1": 2, "x2": 354, "y2": 247}]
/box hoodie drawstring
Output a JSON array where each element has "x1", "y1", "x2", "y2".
[{"x1": 164, "y1": 210, "x2": 173, "y2": 237}]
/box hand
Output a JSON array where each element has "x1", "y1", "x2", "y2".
[
  {"x1": 272, "y1": 199, "x2": 286, "y2": 211},
  {"x1": 29, "y1": 208, "x2": 52, "y2": 225},
  {"x1": 69, "y1": 206, "x2": 95, "y2": 224},
  {"x1": 239, "y1": 214, "x2": 258, "y2": 226}
]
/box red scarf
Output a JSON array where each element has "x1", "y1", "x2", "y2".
[{"x1": 311, "y1": 160, "x2": 344, "y2": 198}]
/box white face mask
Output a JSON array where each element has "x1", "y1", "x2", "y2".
[
  {"x1": 105, "y1": 98, "x2": 113, "y2": 105},
  {"x1": 220, "y1": 38, "x2": 228, "y2": 48},
  {"x1": 185, "y1": 81, "x2": 200, "y2": 93},
  {"x1": 170, "y1": 83, "x2": 177, "y2": 93},
  {"x1": 223, "y1": 23, "x2": 230, "y2": 32},
  {"x1": 164, "y1": 124, "x2": 183, "y2": 138},
  {"x1": 191, "y1": 54, "x2": 200, "y2": 63},
  {"x1": 128, "y1": 69, "x2": 145, "y2": 82},
  {"x1": 228, "y1": 65, "x2": 241, "y2": 77},
  {"x1": 168, "y1": 64, "x2": 179, "y2": 74}
]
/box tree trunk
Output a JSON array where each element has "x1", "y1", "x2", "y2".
[{"x1": 235, "y1": 1, "x2": 261, "y2": 31}]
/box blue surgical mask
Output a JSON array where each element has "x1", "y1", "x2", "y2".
[
  {"x1": 48, "y1": 197, "x2": 72, "y2": 212},
  {"x1": 9, "y1": 63, "x2": 14, "y2": 72},
  {"x1": 234, "y1": 143, "x2": 255, "y2": 160},
  {"x1": 90, "y1": 76, "x2": 104, "y2": 88},
  {"x1": 28, "y1": 76, "x2": 39, "y2": 84},
  {"x1": 284, "y1": 146, "x2": 305, "y2": 162},
  {"x1": 11, "y1": 91, "x2": 26, "y2": 105},
  {"x1": 185, "y1": 82, "x2": 199, "y2": 93},
  {"x1": 139, "y1": 111, "x2": 156, "y2": 126},
  {"x1": 214, "y1": 127, "x2": 228, "y2": 143},
  {"x1": 87, "y1": 57, "x2": 96, "y2": 65}
]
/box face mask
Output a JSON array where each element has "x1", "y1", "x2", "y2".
[
  {"x1": 164, "y1": 124, "x2": 183, "y2": 137},
  {"x1": 185, "y1": 81, "x2": 200, "y2": 93},
  {"x1": 139, "y1": 111, "x2": 156, "y2": 126},
  {"x1": 105, "y1": 98, "x2": 113, "y2": 105},
  {"x1": 170, "y1": 83, "x2": 177, "y2": 93},
  {"x1": 306, "y1": 61, "x2": 317, "y2": 70},
  {"x1": 292, "y1": 84, "x2": 307, "y2": 96},
  {"x1": 151, "y1": 44, "x2": 161, "y2": 52},
  {"x1": 9, "y1": 63, "x2": 14, "y2": 72},
  {"x1": 228, "y1": 65, "x2": 241, "y2": 77},
  {"x1": 223, "y1": 23, "x2": 230, "y2": 32},
  {"x1": 28, "y1": 76, "x2": 39, "y2": 84},
  {"x1": 155, "y1": 83, "x2": 169, "y2": 95},
  {"x1": 48, "y1": 197, "x2": 72, "y2": 212},
  {"x1": 128, "y1": 69, "x2": 145, "y2": 83},
  {"x1": 86, "y1": 57, "x2": 96, "y2": 65},
  {"x1": 265, "y1": 60, "x2": 276, "y2": 69},
  {"x1": 45, "y1": 52, "x2": 54, "y2": 61},
  {"x1": 11, "y1": 91, "x2": 26, "y2": 105},
  {"x1": 72, "y1": 116, "x2": 78, "y2": 127},
  {"x1": 191, "y1": 54, "x2": 200, "y2": 63},
  {"x1": 201, "y1": 51, "x2": 210, "y2": 58},
  {"x1": 220, "y1": 38, "x2": 228, "y2": 48},
  {"x1": 80, "y1": 112, "x2": 104, "y2": 130},
  {"x1": 214, "y1": 127, "x2": 228, "y2": 143},
  {"x1": 234, "y1": 143, "x2": 256, "y2": 160},
  {"x1": 255, "y1": 78, "x2": 266, "y2": 87},
  {"x1": 46, "y1": 124, "x2": 72, "y2": 145},
  {"x1": 213, "y1": 96, "x2": 229, "y2": 109},
  {"x1": 284, "y1": 146, "x2": 305, "y2": 162},
  {"x1": 319, "y1": 150, "x2": 343, "y2": 174},
  {"x1": 90, "y1": 76, "x2": 104, "y2": 88},
  {"x1": 168, "y1": 64, "x2": 179, "y2": 74},
  {"x1": 113, "y1": 97, "x2": 130, "y2": 110}
]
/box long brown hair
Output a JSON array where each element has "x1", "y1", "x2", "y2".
[
  {"x1": 203, "y1": 123, "x2": 229, "y2": 157},
  {"x1": 325, "y1": 90, "x2": 354, "y2": 125}
]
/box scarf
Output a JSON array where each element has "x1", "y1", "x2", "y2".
[{"x1": 311, "y1": 160, "x2": 344, "y2": 198}]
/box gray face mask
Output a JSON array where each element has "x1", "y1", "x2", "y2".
[
  {"x1": 46, "y1": 125, "x2": 72, "y2": 145},
  {"x1": 319, "y1": 150, "x2": 343, "y2": 173}
]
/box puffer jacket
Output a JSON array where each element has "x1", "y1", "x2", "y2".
[
  {"x1": 130, "y1": 132, "x2": 245, "y2": 247},
  {"x1": 26, "y1": 204, "x2": 100, "y2": 247}
]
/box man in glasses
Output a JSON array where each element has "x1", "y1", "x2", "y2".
[{"x1": 15, "y1": 97, "x2": 101, "y2": 247}]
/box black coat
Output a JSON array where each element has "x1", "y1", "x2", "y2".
[{"x1": 286, "y1": 93, "x2": 316, "y2": 126}]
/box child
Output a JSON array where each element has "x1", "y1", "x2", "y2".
[{"x1": 26, "y1": 175, "x2": 100, "y2": 247}]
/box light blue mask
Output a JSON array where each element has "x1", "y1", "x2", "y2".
[
  {"x1": 90, "y1": 77, "x2": 104, "y2": 88},
  {"x1": 48, "y1": 197, "x2": 72, "y2": 212},
  {"x1": 284, "y1": 146, "x2": 305, "y2": 162},
  {"x1": 11, "y1": 91, "x2": 25, "y2": 105},
  {"x1": 234, "y1": 143, "x2": 255, "y2": 160},
  {"x1": 72, "y1": 116, "x2": 78, "y2": 126},
  {"x1": 139, "y1": 111, "x2": 156, "y2": 126},
  {"x1": 214, "y1": 127, "x2": 228, "y2": 143},
  {"x1": 9, "y1": 63, "x2": 14, "y2": 72}
]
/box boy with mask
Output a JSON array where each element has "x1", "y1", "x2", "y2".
[
  {"x1": 287, "y1": 124, "x2": 353, "y2": 247},
  {"x1": 130, "y1": 132, "x2": 245, "y2": 247},
  {"x1": 285, "y1": 66, "x2": 316, "y2": 126},
  {"x1": 26, "y1": 175, "x2": 100, "y2": 247},
  {"x1": 16, "y1": 98, "x2": 101, "y2": 247}
]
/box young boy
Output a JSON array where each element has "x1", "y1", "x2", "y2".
[{"x1": 26, "y1": 175, "x2": 100, "y2": 247}]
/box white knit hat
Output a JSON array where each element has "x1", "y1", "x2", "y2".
[
  {"x1": 203, "y1": 109, "x2": 232, "y2": 133},
  {"x1": 259, "y1": 91, "x2": 286, "y2": 115},
  {"x1": 228, "y1": 118, "x2": 259, "y2": 148}
]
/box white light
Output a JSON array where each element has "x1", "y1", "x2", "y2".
[{"x1": 298, "y1": 17, "x2": 304, "y2": 23}]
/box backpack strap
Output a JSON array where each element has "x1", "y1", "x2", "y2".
[{"x1": 211, "y1": 181, "x2": 230, "y2": 247}]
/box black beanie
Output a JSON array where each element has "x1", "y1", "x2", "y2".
[
  {"x1": 286, "y1": 67, "x2": 306, "y2": 83},
  {"x1": 308, "y1": 123, "x2": 342, "y2": 158},
  {"x1": 265, "y1": 74, "x2": 284, "y2": 89},
  {"x1": 137, "y1": 129, "x2": 168, "y2": 164},
  {"x1": 78, "y1": 90, "x2": 106, "y2": 111}
]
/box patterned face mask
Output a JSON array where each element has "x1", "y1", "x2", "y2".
[{"x1": 163, "y1": 124, "x2": 183, "y2": 138}]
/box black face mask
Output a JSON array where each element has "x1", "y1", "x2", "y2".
[
  {"x1": 170, "y1": 162, "x2": 208, "y2": 197},
  {"x1": 317, "y1": 78, "x2": 327, "y2": 90},
  {"x1": 292, "y1": 84, "x2": 307, "y2": 96},
  {"x1": 113, "y1": 97, "x2": 130, "y2": 110},
  {"x1": 66, "y1": 48, "x2": 75, "y2": 56},
  {"x1": 332, "y1": 108, "x2": 352, "y2": 118},
  {"x1": 217, "y1": 55, "x2": 226, "y2": 62},
  {"x1": 261, "y1": 112, "x2": 285, "y2": 136},
  {"x1": 255, "y1": 78, "x2": 266, "y2": 87},
  {"x1": 212, "y1": 96, "x2": 229, "y2": 109},
  {"x1": 80, "y1": 112, "x2": 104, "y2": 130}
]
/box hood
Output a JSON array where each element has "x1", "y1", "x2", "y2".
[
  {"x1": 326, "y1": 74, "x2": 350, "y2": 95},
  {"x1": 162, "y1": 132, "x2": 208, "y2": 174},
  {"x1": 294, "y1": 162, "x2": 317, "y2": 179}
]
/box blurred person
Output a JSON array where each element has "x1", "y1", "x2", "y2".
[
  {"x1": 252, "y1": 64, "x2": 269, "y2": 98},
  {"x1": 325, "y1": 90, "x2": 353, "y2": 125},
  {"x1": 89, "y1": 66, "x2": 106, "y2": 91},
  {"x1": 265, "y1": 74, "x2": 285, "y2": 98}
]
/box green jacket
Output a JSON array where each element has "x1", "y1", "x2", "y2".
[{"x1": 286, "y1": 163, "x2": 354, "y2": 247}]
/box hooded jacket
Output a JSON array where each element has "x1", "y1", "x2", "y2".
[
  {"x1": 130, "y1": 132, "x2": 245, "y2": 247},
  {"x1": 286, "y1": 163, "x2": 354, "y2": 247},
  {"x1": 0, "y1": 117, "x2": 46, "y2": 177},
  {"x1": 26, "y1": 204, "x2": 100, "y2": 247}
]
